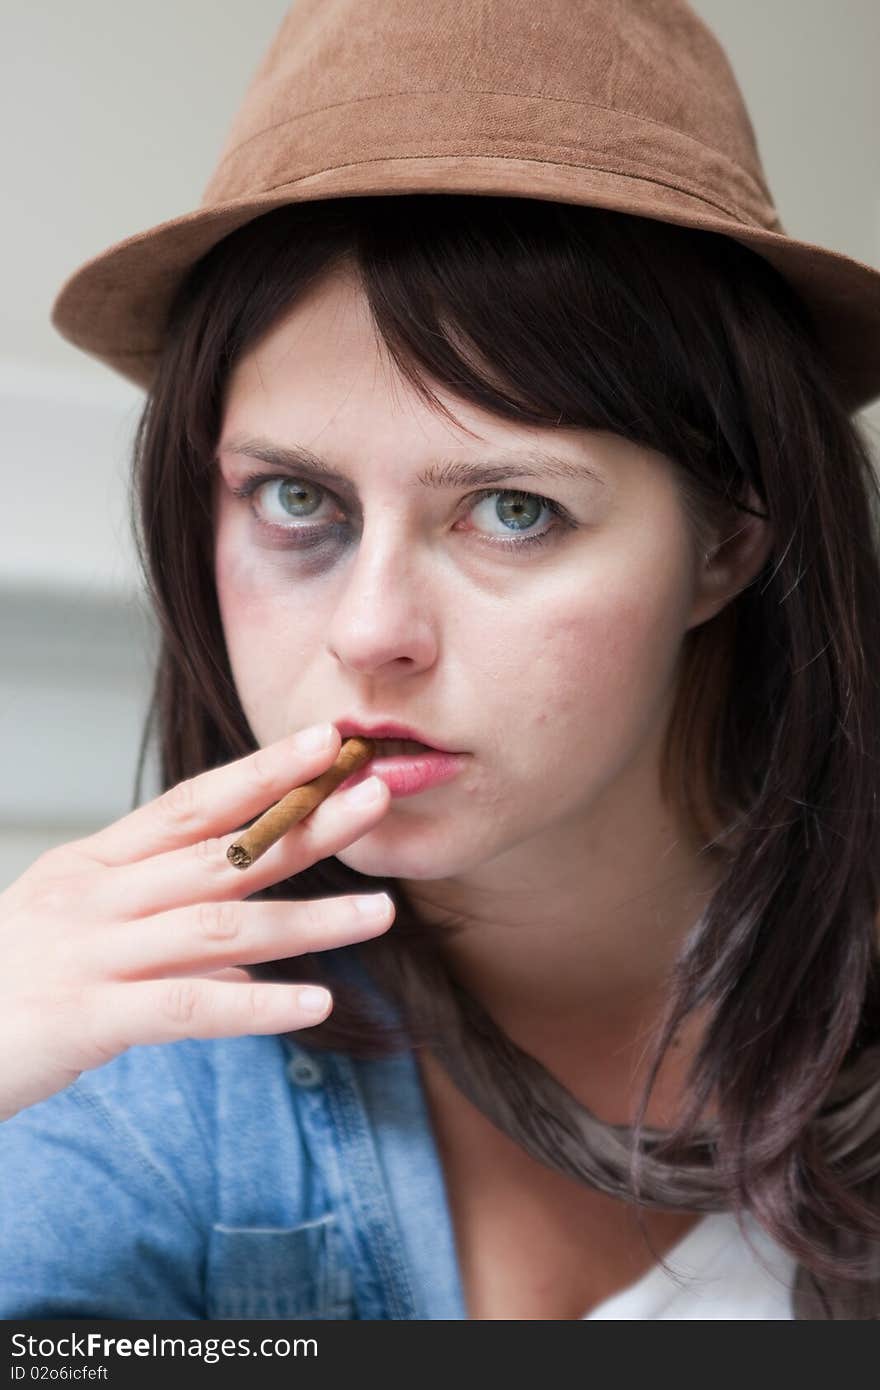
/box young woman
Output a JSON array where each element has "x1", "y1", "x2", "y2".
[{"x1": 1, "y1": 0, "x2": 879, "y2": 1320}]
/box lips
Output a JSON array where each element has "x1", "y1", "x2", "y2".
[
  {"x1": 335, "y1": 719, "x2": 454, "y2": 752},
  {"x1": 336, "y1": 738, "x2": 467, "y2": 797}
]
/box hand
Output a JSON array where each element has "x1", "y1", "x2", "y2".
[{"x1": 0, "y1": 723, "x2": 393, "y2": 1122}]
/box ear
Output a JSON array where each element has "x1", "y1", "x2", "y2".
[{"x1": 686, "y1": 486, "x2": 773, "y2": 631}]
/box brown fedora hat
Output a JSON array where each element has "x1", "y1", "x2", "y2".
[{"x1": 50, "y1": 0, "x2": 880, "y2": 413}]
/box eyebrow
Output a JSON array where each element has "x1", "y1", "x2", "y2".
[{"x1": 219, "y1": 436, "x2": 606, "y2": 491}]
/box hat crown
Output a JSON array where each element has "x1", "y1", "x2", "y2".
[
  {"x1": 202, "y1": 0, "x2": 781, "y2": 232},
  {"x1": 53, "y1": 0, "x2": 880, "y2": 413}
]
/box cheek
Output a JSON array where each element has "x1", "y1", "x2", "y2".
[
  {"x1": 215, "y1": 534, "x2": 269, "y2": 663},
  {"x1": 550, "y1": 593, "x2": 679, "y2": 716},
  {"x1": 487, "y1": 570, "x2": 688, "y2": 784},
  {"x1": 214, "y1": 529, "x2": 328, "y2": 719}
]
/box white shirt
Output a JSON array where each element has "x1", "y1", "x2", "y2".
[{"x1": 581, "y1": 1210, "x2": 796, "y2": 1319}]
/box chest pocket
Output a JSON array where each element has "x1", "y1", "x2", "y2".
[{"x1": 205, "y1": 1212, "x2": 355, "y2": 1319}]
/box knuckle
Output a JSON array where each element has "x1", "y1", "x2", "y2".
[
  {"x1": 30, "y1": 844, "x2": 72, "y2": 874},
  {"x1": 52, "y1": 836, "x2": 97, "y2": 866},
  {"x1": 196, "y1": 899, "x2": 241, "y2": 944},
  {"x1": 162, "y1": 979, "x2": 201, "y2": 1027},
  {"x1": 245, "y1": 981, "x2": 276, "y2": 1023},
  {"x1": 75, "y1": 987, "x2": 123, "y2": 1068},
  {"x1": 191, "y1": 834, "x2": 230, "y2": 875},
  {"x1": 293, "y1": 897, "x2": 325, "y2": 942},
  {"x1": 248, "y1": 745, "x2": 281, "y2": 801},
  {"x1": 18, "y1": 846, "x2": 76, "y2": 895},
  {"x1": 158, "y1": 777, "x2": 201, "y2": 833},
  {"x1": 26, "y1": 876, "x2": 72, "y2": 919}
]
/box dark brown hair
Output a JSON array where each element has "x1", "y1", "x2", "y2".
[{"x1": 129, "y1": 193, "x2": 880, "y2": 1316}]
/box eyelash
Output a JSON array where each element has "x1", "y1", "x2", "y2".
[{"x1": 228, "y1": 471, "x2": 575, "y2": 554}]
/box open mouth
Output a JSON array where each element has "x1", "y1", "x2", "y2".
[
  {"x1": 368, "y1": 738, "x2": 436, "y2": 756},
  {"x1": 338, "y1": 736, "x2": 466, "y2": 798}
]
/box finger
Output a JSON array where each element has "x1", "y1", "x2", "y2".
[
  {"x1": 77, "y1": 723, "x2": 344, "y2": 868},
  {"x1": 196, "y1": 968, "x2": 253, "y2": 983},
  {"x1": 94, "y1": 977, "x2": 334, "y2": 1051},
  {"x1": 89, "y1": 892, "x2": 394, "y2": 981},
  {"x1": 91, "y1": 774, "x2": 392, "y2": 921}
]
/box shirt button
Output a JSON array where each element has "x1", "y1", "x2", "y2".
[{"x1": 287, "y1": 1053, "x2": 324, "y2": 1088}]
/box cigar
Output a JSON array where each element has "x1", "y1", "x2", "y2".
[{"x1": 226, "y1": 736, "x2": 376, "y2": 870}]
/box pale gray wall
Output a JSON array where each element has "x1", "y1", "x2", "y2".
[{"x1": 1, "y1": 1, "x2": 878, "y2": 888}]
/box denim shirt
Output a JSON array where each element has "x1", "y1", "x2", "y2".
[{"x1": 0, "y1": 946, "x2": 467, "y2": 1320}]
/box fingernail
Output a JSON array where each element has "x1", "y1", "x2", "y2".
[
  {"x1": 344, "y1": 776, "x2": 383, "y2": 806},
  {"x1": 354, "y1": 892, "x2": 392, "y2": 918},
  {"x1": 293, "y1": 722, "x2": 334, "y2": 752},
  {"x1": 299, "y1": 986, "x2": 332, "y2": 1015}
]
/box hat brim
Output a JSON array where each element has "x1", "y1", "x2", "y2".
[{"x1": 51, "y1": 156, "x2": 880, "y2": 414}]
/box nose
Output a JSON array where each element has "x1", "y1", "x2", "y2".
[{"x1": 325, "y1": 514, "x2": 439, "y2": 676}]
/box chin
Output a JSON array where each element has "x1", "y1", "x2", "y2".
[{"x1": 332, "y1": 831, "x2": 483, "y2": 882}]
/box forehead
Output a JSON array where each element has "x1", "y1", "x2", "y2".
[
  {"x1": 219, "y1": 265, "x2": 671, "y2": 498},
  {"x1": 225, "y1": 264, "x2": 384, "y2": 398},
  {"x1": 222, "y1": 267, "x2": 556, "y2": 467}
]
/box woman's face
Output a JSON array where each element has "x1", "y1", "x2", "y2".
[{"x1": 213, "y1": 265, "x2": 716, "y2": 883}]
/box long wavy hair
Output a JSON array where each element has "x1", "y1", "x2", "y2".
[{"x1": 128, "y1": 193, "x2": 880, "y2": 1318}]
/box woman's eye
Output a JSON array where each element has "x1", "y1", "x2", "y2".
[
  {"x1": 465, "y1": 489, "x2": 564, "y2": 549},
  {"x1": 240, "y1": 476, "x2": 332, "y2": 526},
  {"x1": 230, "y1": 474, "x2": 573, "y2": 554}
]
